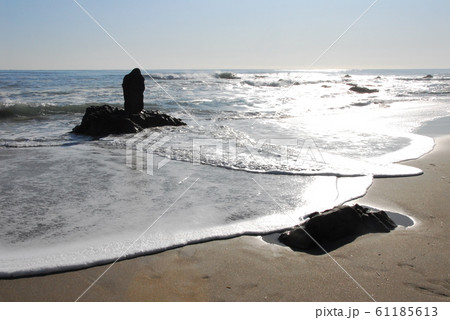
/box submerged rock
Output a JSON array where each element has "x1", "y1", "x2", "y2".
[
  {"x1": 423, "y1": 74, "x2": 433, "y2": 79},
  {"x1": 349, "y1": 85, "x2": 379, "y2": 94},
  {"x1": 72, "y1": 105, "x2": 185, "y2": 138},
  {"x1": 215, "y1": 72, "x2": 241, "y2": 80},
  {"x1": 279, "y1": 204, "x2": 397, "y2": 250}
]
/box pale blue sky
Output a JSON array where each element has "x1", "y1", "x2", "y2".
[{"x1": 1, "y1": 0, "x2": 449, "y2": 70}]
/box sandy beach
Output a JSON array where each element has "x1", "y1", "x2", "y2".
[{"x1": 1, "y1": 125, "x2": 449, "y2": 302}]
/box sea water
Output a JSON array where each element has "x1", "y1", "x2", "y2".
[{"x1": 0, "y1": 69, "x2": 449, "y2": 277}]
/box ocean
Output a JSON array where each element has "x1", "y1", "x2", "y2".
[{"x1": 0, "y1": 69, "x2": 449, "y2": 277}]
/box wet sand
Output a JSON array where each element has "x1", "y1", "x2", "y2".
[{"x1": 1, "y1": 132, "x2": 449, "y2": 302}]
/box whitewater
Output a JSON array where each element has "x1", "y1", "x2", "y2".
[{"x1": 0, "y1": 69, "x2": 449, "y2": 277}]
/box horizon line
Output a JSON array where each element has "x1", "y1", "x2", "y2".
[{"x1": 1, "y1": 67, "x2": 450, "y2": 72}]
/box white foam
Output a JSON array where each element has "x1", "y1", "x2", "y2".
[{"x1": 0, "y1": 144, "x2": 374, "y2": 277}]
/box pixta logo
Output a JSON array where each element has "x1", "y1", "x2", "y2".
[
  {"x1": 126, "y1": 131, "x2": 325, "y2": 175},
  {"x1": 126, "y1": 131, "x2": 172, "y2": 175}
]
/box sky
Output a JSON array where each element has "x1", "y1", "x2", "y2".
[{"x1": 1, "y1": 0, "x2": 449, "y2": 70}]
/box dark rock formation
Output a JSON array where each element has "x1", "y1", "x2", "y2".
[
  {"x1": 72, "y1": 68, "x2": 185, "y2": 138},
  {"x1": 122, "y1": 68, "x2": 145, "y2": 114},
  {"x1": 215, "y1": 72, "x2": 241, "y2": 80},
  {"x1": 72, "y1": 105, "x2": 185, "y2": 138},
  {"x1": 279, "y1": 204, "x2": 397, "y2": 251},
  {"x1": 423, "y1": 74, "x2": 433, "y2": 79},
  {"x1": 349, "y1": 85, "x2": 379, "y2": 94}
]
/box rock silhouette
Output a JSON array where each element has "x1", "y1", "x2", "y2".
[
  {"x1": 349, "y1": 85, "x2": 379, "y2": 94},
  {"x1": 72, "y1": 69, "x2": 186, "y2": 138},
  {"x1": 279, "y1": 204, "x2": 397, "y2": 251},
  {"x1": 122, "y1": 68, "x2": 145, "y2": 114},
  {"x1": 72, "y1": 105, "x2": 185, "y2": 138}
]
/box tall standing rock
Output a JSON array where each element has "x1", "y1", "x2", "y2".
[
  {"x1": 122, "y1": 68, "x2": 145, "y2": 114},
  {"x1": 72, "y1": 69, "x2": 186, "y2": 138}
]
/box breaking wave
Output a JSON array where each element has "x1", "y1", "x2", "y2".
[{"x1": 0, "y1": 103, "x2": 93, "y2": 119}]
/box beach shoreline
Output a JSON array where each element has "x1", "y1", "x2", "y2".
[{"x1": 0, "y1": 119, "x2": 449, "y2": 302}]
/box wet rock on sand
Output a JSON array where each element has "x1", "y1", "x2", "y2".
[{"x1": 279, "y1": 204, "x2": 397, "y2": 250}]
